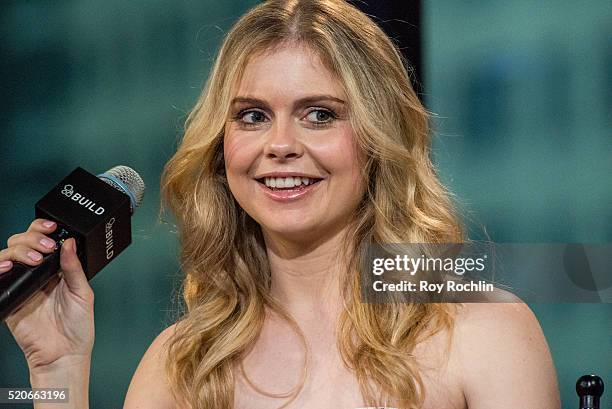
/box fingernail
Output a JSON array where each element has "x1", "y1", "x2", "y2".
[
  {"x1": 40, "y1": 238, "x2": 56, "y2": 249},
  {"x1": 43, "y1": 220, "x2": 55, "y2": 228},
  {"x1": 63, "y1": 239, "x2": 74, "y2": 253},
  {"x1": 27, "y1": 251, "x2": 42, "y2": 261},
  {"x1": 0, "y1": 260, "x2": 11, "y2": 269}
]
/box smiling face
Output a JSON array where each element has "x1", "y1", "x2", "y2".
[{"x1": 223, "y1": 44, "x2": 365, "y2": 244}]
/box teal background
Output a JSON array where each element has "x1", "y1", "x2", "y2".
[{"x1": 0, "y1": 1, "x2": 610, "y2": 408}]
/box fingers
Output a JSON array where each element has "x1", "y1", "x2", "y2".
[
  {"x1": 0, "y1": 244, "x2": 43, "y2": 267},
  {"x1": 27, "y1": 218, "x2": 57, "y2": 234},
  {"x1": 0, "y1": 244, "x2": 46, "y2": 273},
  {"x1": 1, "y1": 219, "x2": 58, "y2": 274},
  {"x1": 60, "y1": 238, "x2": 94, "y2": 302},
  {"x1": 6, "y1": 232, "x2": 56, "y2": 255},
  {"x1": 7, "y1": 219, "x2": 57, "y2": 247},
  {"x1": 1, "y1": 219, "x2": 93, "y2": 302}
]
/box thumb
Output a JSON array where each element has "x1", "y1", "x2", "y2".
[{"x1": 60, "y1": 238, "x2": 93, "y2": 301}]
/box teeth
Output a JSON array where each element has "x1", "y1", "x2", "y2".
[
  {"x1": 285, "y1": 178, "x2": 295, "y2": 188},
  {"x1": 263, "y1": 177, "x2": 316, "y2": 188}
]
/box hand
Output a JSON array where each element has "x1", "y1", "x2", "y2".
[{"x1": 0, "y1": 219, "x2": 95, "y2": 376}]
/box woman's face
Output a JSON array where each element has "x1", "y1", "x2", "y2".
[{"x1": 224, "y1": 44, "x2": 365, "y2": 243}]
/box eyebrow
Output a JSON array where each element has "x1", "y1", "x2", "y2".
[{"x1": 230, "y1": 94, "x2": 346, "y2": 111}]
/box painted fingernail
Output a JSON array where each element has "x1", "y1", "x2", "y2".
[
  {"x1": 0, "y1": 260, "x2": 12, "y2": 269},
  {"x1": 40, "y1": 238, "x2": 56, "y2": 249},
  {"x1": 43, "y1": 220, "x2": 55, "y2": 228},
  {"x1": 27, "y1": 251, "x2": 42, "y2": 261}
]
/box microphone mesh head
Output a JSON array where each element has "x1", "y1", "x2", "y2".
[{"x1": 98, "y1": 165, "x2": 145, "y2": 211}]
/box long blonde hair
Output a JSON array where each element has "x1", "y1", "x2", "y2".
[{"x1": 160, "y1": 1, "x2": 464, "y2": 408}]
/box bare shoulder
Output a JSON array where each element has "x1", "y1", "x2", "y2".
[
  {"x1": 124, "y1": 323, "x2": 185, "y2": 409},
  {"x1": 452, "y1": 301, "x2": 561, "y2": 409}
]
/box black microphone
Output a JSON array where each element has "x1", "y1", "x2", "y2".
[{"x1": 0, "y1": 166, "x2": 145, "y2": 322}]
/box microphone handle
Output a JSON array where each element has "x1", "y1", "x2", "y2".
[{"x1": 0, "y1": 227, "x2": 72, "y2": 322}]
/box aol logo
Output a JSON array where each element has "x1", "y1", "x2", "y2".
[{"x1": 61, "y1": 184, "x2": 74, "y2": 198}]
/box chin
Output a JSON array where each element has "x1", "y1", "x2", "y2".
[
  {"x1": 261, "y1": 220, "x2": 318, "y2": 239},
  {"x1": 254, "y1": 215, "x2": 318, "y2": 239}
]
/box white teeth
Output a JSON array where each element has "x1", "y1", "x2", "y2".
[{"x1": 263, "y1": 177, "x2": 316, "y2": 188}]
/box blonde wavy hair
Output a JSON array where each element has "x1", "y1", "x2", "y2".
[{"x1": 160, "y1": 0, "x2": 464, "y2": 408}]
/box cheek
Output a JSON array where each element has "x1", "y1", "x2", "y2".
[
  {"x1": 224, "y1": 132, "x2": 258, "y2": 179},
  {"x1": 310, "y1": 127, "x2": 363, "y2": 181},
  {"x1": 308, "y1": 128, "x2": 366, "y2": 211},
  {"x1": 223, "y1": 133, "x2": 261, "y2": 207}
]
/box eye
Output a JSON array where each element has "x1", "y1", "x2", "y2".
[
  {"x1": 239, "y1": 110, "x2": 268, "y2": 125},
  {"x1": 304, "y1": 108, "x2": 337, "y2": 125}
]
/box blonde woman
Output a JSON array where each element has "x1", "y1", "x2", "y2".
[{"x1": 1, "y1": 1, "x2": 560, "y2": 408}]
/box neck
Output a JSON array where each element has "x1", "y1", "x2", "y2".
[{"x1": 263, "y1": 226, "x2": 351, "y2": 322}]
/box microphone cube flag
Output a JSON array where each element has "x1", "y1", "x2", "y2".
[{"x1": 35, "y1": 167, "x2": 132, "y2": 280}]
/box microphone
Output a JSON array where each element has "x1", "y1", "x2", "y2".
[{"x1": 0, "y1": 166, "x2": 145, "y2": 322}]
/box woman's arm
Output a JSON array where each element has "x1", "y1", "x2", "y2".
[
  {"x1": 456, "y1": 302, "x2": 560, "y2": 408},
  {"x1": 124, "y1": 324, "x2": 184, "y2": 409}
]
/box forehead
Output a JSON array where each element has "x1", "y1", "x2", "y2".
[{"x1": 234, "y1": 44, "x2": 346, "y2": 101}]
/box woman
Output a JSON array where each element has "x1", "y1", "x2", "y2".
[{"x1": 0, "y1": 1, "x2": 560, "y2": 408}]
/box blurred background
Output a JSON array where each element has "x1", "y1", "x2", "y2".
[{"x1": 0, "y1": 1, "x2": 610, "y2": 408}]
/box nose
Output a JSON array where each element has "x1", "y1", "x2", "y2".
[{"x1": 263, "y1": 117, "x2": 304, "y2": 161}]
